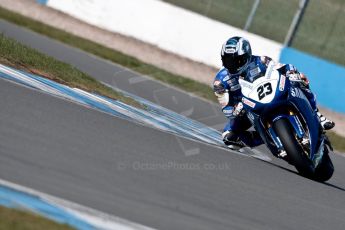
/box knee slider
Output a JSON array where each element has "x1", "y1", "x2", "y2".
[{"x1": 222, "y1": 130, "x2": 239, "y2": 145}]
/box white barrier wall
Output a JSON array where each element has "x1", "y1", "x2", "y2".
[{"x1": 46, "y1": 0, "x2": 283, "y2": 68}]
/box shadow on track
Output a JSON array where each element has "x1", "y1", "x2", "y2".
[
  {"x1": 255, "y1": 156, "x2": 345, "y2": 192},
  {"x1": 322, "y1": 182, "x2": 345, "y2": 192},
  {"x1": 255, "y1": 157, "x2": 299, "y2": 175}
]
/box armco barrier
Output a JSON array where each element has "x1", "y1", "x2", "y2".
[{"x1": 280, "y1": 47, "x2": 345, "y2": 113}]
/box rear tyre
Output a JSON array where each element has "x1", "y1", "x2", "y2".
[{"x1": 273, "y1": 119, "x2": 314, "y2": 176}]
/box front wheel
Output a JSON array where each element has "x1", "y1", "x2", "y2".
[
  {"x1": 314, "y1": 149, "x2": 334, "y2": 182},
  {"x1": 273, "y1": 119, "x2": 314, "y2": 176}
]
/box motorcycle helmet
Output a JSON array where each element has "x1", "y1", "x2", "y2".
[{"x1": 221, "y1": 36, "x2": 252, "y2": 74}]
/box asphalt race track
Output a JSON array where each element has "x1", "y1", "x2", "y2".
[
  {"x1": 1, "y1": 20, "x2": 345, "y2": 230},
  {"x1": 0, "y1": 20, "x2": 226, "y2": 130}
]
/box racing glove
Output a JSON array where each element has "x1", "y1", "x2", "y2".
[
  {"x1": 287, "y1": 71, "x2": 310, "y2": 88},
  {"x1": 215, "y1": 91, "x2": 230, "y2": 108},
  {"x1": 232, "y1": 102, "x2": 245, "y2": 117},
  {"x1": 214, "y1": 81, "x2": 230, "y2": 108}
]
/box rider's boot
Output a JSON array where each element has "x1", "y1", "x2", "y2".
[
  {"x1": 239, "y1": 130, "x2": 264, "y2": 147},
  {"x1": 317, "y1": 109, "x2": 335, "y2": 130},
  {"x1": 222, "y1": 131, "x2": 245, "y2": 150},
  {"x1": 222, "y1": 130, "x2": 263, "y2": 150},
  {"x1": 300, "y1": 88, "x2": 335, "y2": 130}
]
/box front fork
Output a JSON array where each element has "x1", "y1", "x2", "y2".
[{"x1": 268, "y1": 113, "x2": 305, "y2": 156}]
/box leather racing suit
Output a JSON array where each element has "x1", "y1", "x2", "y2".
[{"x1": 213, "y1": 55, "x2": 317, "y2": 148}]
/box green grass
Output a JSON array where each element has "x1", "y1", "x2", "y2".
[
  {"x1": 163, "y1": 0, "x2": 345, "y2": 66},
  {"x1": 0, "y1": 206, "x2": 75, "y2": 230},
  {"x1": 327, "y1": 131, "x2": 345, "y2": 153},
  {"x1": 0, "y1": 6, "x2": 344, "y2": 152},
  {"x1": 0, "y1": 34, "x2": 140, "y2": 107},
  {"x1": 164, "y1": 0, "x2": 253, "y2": 29},
  {"x1": 292, "y1": 0, "x2": 345, "y2": 66},
  {"x1": 0, "y1": 6, "x2": 216, "y2": 102},
  {"x1": 163, "y1": 0, "x2": 298, "y2": 43}
]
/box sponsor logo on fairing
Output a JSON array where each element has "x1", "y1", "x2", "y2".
[
  {"x1": 242, "y1": 97, "x2": 256, "y2": 108},
  {"x1": 279, "y1": 75, "x2": 286, "y2": 91},
  {"x1": 290, "y1": 88, "x2": 303, "y2": 98},
  {"x1": 290, "y1": 88, "x2": 305, "y2": 99},
  {"x1": 291, "y1": 88, "x2": 296, "y2": 97},
  {"x1": 265, "y1": 62, "x2": 274, "y2": 79}
]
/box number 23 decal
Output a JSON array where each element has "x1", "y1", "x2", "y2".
[{"x1": 257, "y1": 83, "x2": 272, "y2": 100}]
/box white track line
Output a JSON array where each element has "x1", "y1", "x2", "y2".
[{"x1": 0, "y1": 179, "x2": 156, "y2": 230}]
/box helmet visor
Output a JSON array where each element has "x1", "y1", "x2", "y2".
[{"x1": 223, "y1": 53, "x2": 250, "y2": 74}]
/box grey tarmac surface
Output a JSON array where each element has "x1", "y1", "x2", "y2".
[
  {"x1": 0, "y1": 20, "x2": 345, "y2": 230},
  {"x1": 0, "y1": 20, "x2": 226, "y2": 130}
]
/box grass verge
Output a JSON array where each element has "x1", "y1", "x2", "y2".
[
  {"x1": 0, "y1": 6, "x2": 216, "y2": 102},
  {"x1": 0, "y1": 34, "x2": 140, "y2": 107},
  {"x1": 327, "y1": 131, "x2": 345, "y2": 153},
  {"x1": 0, "y1": 7, "x2": 344, "y2": 152},
  {"x1": 0, "y1": 206, "x2": 75, "y2": 230}
]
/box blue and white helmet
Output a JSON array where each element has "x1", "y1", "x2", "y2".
[{"x1": 221, "y1": 36, "x2": 252, "y2": 74}]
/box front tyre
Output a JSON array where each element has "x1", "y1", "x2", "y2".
[
  {"x1": 273, "y1": 119, "x2": 314, "y2": 176},
  {"x1": 314, "y1": 149, "x2": 334, "y2": 182}
]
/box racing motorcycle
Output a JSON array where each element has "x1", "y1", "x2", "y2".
[{"x1": 238, "y1": 63, "x2": 334, "y2": 181}]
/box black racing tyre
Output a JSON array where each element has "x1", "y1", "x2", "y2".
[
  {"x1": 314, "y1": 150, "x2": 334, "y2": 182},
  {"x1": 273, "y1": 119, "x2": 314, "y2": 176}
]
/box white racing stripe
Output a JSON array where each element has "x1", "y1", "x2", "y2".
[
  {"x1": 71, "y1": 88, "x2": 223, "y2": 145},
  {"x1": 0, "y1": 63, "x2": 223, "y2": 146},
  {"x1": 0, "y1": 65, "x2": 74, "y2": 100},
  {"x1": 71, "y1": 88, "x2": 172, "y2": 132},
  {"x1": 0, "y1": 63, "x2": 273, "y2": 227},
  {"x1": 0, "y1": 179, "x2": 156, "y2": 230},
  {"x1": 0, "y1": 63, "x2": 272, "y2": 160}
]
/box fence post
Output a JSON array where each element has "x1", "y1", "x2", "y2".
[
  {"x1": 284, "y1": 0, "x2": 309, "y2": 47},
  {"x1": 244, "y1": 0, "x2": 260, "y2": 31}
]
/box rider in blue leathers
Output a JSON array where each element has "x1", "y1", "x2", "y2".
[{"x1": 214, "y1": 36, "x2": 335, "y2": 149}]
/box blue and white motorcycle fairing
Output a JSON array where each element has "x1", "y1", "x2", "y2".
[{"x1": 238, "y1": 62, "x2": 334, "y2": 181}]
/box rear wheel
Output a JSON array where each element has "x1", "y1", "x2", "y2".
[{"x1": 273, "y1": 119, "x2": 314, "y2": 176}]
